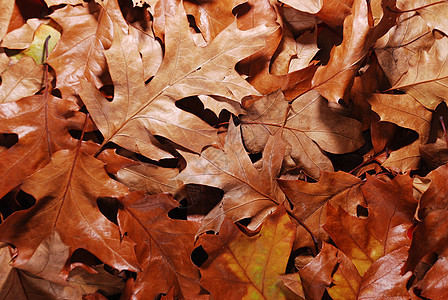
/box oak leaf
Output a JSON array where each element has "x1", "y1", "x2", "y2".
[
  {"x1": 80, "y1": 4, "x2": 275, "y2": 160},
  {"x1": 47, "y1": 0, "x2": 127, "y2": 99},
  {"x1": 367, "y1": 93, "x2": 432, "y2": 172},
  {"x1": 312, "y1": 0, "x2": 396, "y2": 103},
  {"x1": 198, "y1": 205, "x2": 296, "y2": 300},
  {"x1": 117, "y1": 192, "x2": 204, "y2": 299},
  {"x1": 392, "y1": 36, "x2": 448, "y2": 110},
  {"x1": 397, "y1": 0, "x2": 448, "y2": 35},
  {"x1": 278, "y1": 171, "x2": 364, "y2": 249},
  {"x1": 177, "y1": 121, "x2": 287, "y2": 234},
  {"x1": 241, "y1": 90, "x2": 364, "y2": 178},
  {"x1": 405, "y1": 164, "x2": 448, "y2": 278},
  {"x1": 0, "y1": 57, "x2": 45, "y2": 103},
  {"x1": 0, "y1": 149, "x2": 139, "y2": 272},
  {"x1": 0, "y1": 94, "x2": 93, "y2": 199}
]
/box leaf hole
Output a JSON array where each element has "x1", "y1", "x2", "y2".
[
  {"x1": 99, "y1": 85, "x2": 114, "y2": 102},
  {"x1": 191, "y1": 245, "x2": 208, "y2": 268},
  {"x1": 0, "y1": 133, "x2": 18, "y2": 149},
  {"x1": 168, "y1": 199, "x2": 188, "y2": 220},
  {"x1": 97, "y1": 197, "x2": 119, "y2": 225},
  {"x1": 356, "y1": 205, "x2": 369, "y2": 218},
  {"x1": 0, "y1": 189, "x2": 36, "y2": 221}
]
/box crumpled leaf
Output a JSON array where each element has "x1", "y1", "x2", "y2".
[
  {"x1": 0, "y1": 57, "x2": 45, "y2": 103},
  {"x1": 278, "y1": 171, "x2": 363, "y2": 249},
  {"x1": 0, "y1": 149, "x2": 139, "y2": 272},
  {"x1": 199, "y1": 205, "x2": 296, "y2": 300},
  {"x1": 392, "y1": 36, "x2": 448, "y2": 110},
  {"x1": 312, "y1": 0, "x2": 396, "y2": 103},
  {"x1": 177, "y1": 121, "x2": 287, "y2": 235},
  {"x1": 241, "y1": 90, "x2": 364, "y2": 178},
  {"x1": 0, "y1": 94, "x2": 93, "y2": 199},
  {"x1": 117, "y1": 192, "x2": 204, "y2": 299},
  {"x1": 80, "y1": 3, "x2": 275, "y2": 160},
  {"x1": 1, "y1": 18, "x2": 47, "y2": 50}
]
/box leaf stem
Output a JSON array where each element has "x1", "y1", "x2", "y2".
[{"x1": 286, "y1": 209, "x2": 320, "y2": 255}]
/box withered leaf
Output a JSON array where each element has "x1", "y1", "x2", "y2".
[
  {"x1": 80, "y1": 3, "x2": 275, "y2": 160},
  {"x1": 392, "y1": 36, "x2": 448, "y2": 110},
  {"x1": 0, "y1": 94, "x2": 93, "y2": 199},
  {"x1": 0, "y1": 57, "x2": 45, "y2": 104},
  {"x1": 177, "y1": 121, "x2": 286, "y2": 235},
  {"x1": 117, "y1": 192, "x2": 204, "y2": 299},
  {"x1": 199, "y1": 205, "x2": 296, "y2": 300},
  {"x1": 0, "y1": 149, "x2": 139, "y2": 272},
  {"x1": 278, "y1": 171, "x2": 363, "y2": 249},
  {"x1": 241, "y1": 90, "x2": 363, "y2": 178}
]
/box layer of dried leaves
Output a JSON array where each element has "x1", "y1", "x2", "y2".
[{"x1": 1, "y1": 0, "x2": 448, "y2": 298}]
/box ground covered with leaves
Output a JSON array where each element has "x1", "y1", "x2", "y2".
[{"x1": 1, "y1": 0, "x2": 448, "y2": 298}]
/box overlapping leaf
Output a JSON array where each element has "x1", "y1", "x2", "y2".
[
  {"x1": 80, "y1": 4, "x2": 276, "y2": 160},
  {"x1": 241, "y1": 90, "x2": 364, "y2": 178},
  {"x1": 177, "y1": 121, "x2": 287, "y2": 234},
  {"x1": 0, "y1": 148, "x2": 139, "y2": 272},
  {"x1": 198, "y1": 206, "x2": 296, "y2": 300}
]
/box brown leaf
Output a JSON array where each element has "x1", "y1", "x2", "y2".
[
  {"x1": 116, "y1": 162, "x2": 182, "y2": 197},
  {"x1": 199, "y1": 205, "x2": 296, "y2": 299},
  {"x1": 0, "y1": 57, "x2": 45, "y2": 103},
  {"x1": 117, "y1": 192, "x2": 204, "y2": 299},
  {"x1": 420, "y1": 138, "x2": 448, "y2": 170},
  {"x1": 0, "y1": 0, "x2": 14, "y2": 41},
  {"x1": 0, "y1": 95, "x2": 94, "y2": 199},
  {"x1": 278, "y1": 171, "x2": 363, "y2": 249},
  {"x1": 241, "y1": 90, "x2": 364, "y2": 178},
  {"x1": 375, "y1": 12, "x2": 434, "y2": 87},
  {"x1": 312, "y1": 0, "x2": 396, "y2": 103},
  {"x1": 405, "y1": 164, "x2": 448, "y2": 273},
  {"x1": 358, "y1": 247, "x2": 411, "y2": 299},
  {"x1": 177, "y1": 121, "x2": 287, "y2": 234},
  {"x1": 397, "y1": 0, "x2": 448, "y2": 35},
  {"x1": 299, "y1": 242, "x2": 338, "y2": 300},
  {"x1": 392, "y1": 36, "x2": 448, "y2": 110},
  {"x1": 80, "y1": 4, "x2": 275, "y2": 160},
  {"x1": 47, "y1": 0, "x2": 127, "y2": 99},
  {"x1": 0, "y1": 149, "x2": 139, "y2": 272}
]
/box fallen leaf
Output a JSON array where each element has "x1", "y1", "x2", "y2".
[
  {"x1": 278, "y1": 171, "x2": 363, "y2": 249},
  {"x1": 47, "y1": 0, "x2": 127, "y2": 99},
  {"x1": 199, "y1": 205, "x2": 296, "y2": 299},
  {"x1": 177, "y1": 121, "x2": 286, "y2": 234},
  {"x1": 0, "y1": 149, "x2": 139, "y2": 272},
  {"x1": 357, "y1": 247, "x2": 411, "y2": 299},
  {"x1": 0, "y1": 94, "x2": 93, "y2": 199},
  {"x1": 80, "y1": 3, "x2": 275, "y2": 160},
  {"x1": 0, "y1": 57, "x2": 45, "y2": 103},
  {"x1": 299, "y1": 242, "x2": 338, "y2": 300},
  {"x1": 241, "y1": 90, "x2": 364, "y2": 178},
  {"x1": 392, "y1": 36, "x2": 448, "y2": 110},
  {"x1": 117, "y1": 192, "x2": 204, "y2": 299},
  {"x1": 312, "y1": 0, "x2": 395, "y2": 103},
  {"x1": 397, "y1": 0, "x2": 448, "y2": 35}
]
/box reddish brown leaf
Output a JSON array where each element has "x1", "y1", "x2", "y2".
[
  {"x1": 177, "y1": 122, "x2": 287, "y2": 235},
  {"x1": 278, "y1": 171, "x2": 363, "y2": 249},
  {"x1": 0, "y1": 149, "x2": 139, "y2": 272},
  {"x1": 299, "y1": 242, "x2": 338, "y2": 300},
  {"x1": 117, "y1": 192, "x2": 204, "y2": 299},
  {"x1": 0, "y1": 95, "x2": 95, "y2": 199}
]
